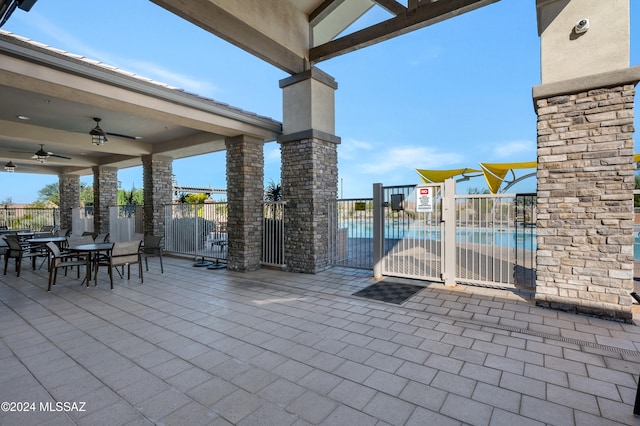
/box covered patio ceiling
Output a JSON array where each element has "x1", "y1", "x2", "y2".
[
  {"x1": 0, "y1": 0, "x2": 499, "y2": 178},
  {"x1": 0, "y1": 30, "x2": 282, "y2": 177}
]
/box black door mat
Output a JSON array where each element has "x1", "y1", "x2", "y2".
[{"x1": 352, "y1": 282, "x2": 424, "y2": 305}]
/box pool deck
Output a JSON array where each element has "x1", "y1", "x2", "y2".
[{"x1": 1, "y1": 256, "x2": 640, "y2": 425}]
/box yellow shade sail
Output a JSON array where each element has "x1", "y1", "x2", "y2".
[
  {"x1": 479, "y1": 161, "x2": 537, "y2": 194},
  {"x1": 418, "y1": 155, "x2": 640, "y2": 194},
  {"x1": 416, "y1": 168, "x2": 481, "y2": 184}
]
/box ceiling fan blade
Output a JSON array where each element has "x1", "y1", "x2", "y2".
[
  {"x1": 106, "y1": 132, "x2": 139, "y2": 140},
  {"x1": 49, "y1": 153, "x2": 72, "y2": 160}
]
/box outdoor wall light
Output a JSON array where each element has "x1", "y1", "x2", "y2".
[
  {"x1": 4, "y1": 161, "x2": 15, "y2": 172},
  {"x1": 90, "y1": 117, "x2": 108, "y2": 145}
]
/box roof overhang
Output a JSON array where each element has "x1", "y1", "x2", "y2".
[
  {"x1": 0, "y1": 31, "x2": 282, "y2": 176},
  {"x1": 150, "y1": 0, "x2": 501, "y2": 74}
]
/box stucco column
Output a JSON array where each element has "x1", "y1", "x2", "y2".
[
  {"x1": 142, "y1": 154, "x2": 173, "y2": 237},
  {"x1": 534, "y1": 0, "x2": 638, "y2": 321},
  {"x1": 226, "y1": 135, "x2": 264, "y2": 271},
  {"x1": 92, "y1": 166, "x2": 118, "y2": 234},
  {"x1": 279, "y1": 68, "x2": 340, "y2": 273},
  {"x1": 58, "y1": 174, "x2": 80, "y2": 230}
]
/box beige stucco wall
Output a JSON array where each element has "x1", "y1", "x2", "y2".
[
  {"x1": 280, "y1": 68, "x2": 337, "y2": 135},
  {"x1": 537, "y1": 0, "x2": 629, "y2": 84}
]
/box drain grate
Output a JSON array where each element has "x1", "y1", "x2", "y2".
[{"x1": 476, "y1": 322, "x2": 640, "y2": 357}]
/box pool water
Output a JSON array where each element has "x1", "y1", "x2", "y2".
[{"x1": 345, "y1": 221, "x2": 640, "y2": 260}]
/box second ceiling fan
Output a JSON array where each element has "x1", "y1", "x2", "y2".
[{"x1": 32, "y1": 144, "x2": 71, "y2": 163}]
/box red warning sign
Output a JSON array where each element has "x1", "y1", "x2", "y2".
[{"x1": 416, "y1": 186, "x2": 433, "y2": 213}]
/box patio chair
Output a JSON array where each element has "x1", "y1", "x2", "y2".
[
  {"x1": 54, "y1": 228, "x2": 71, "y2": 237},
  {"x1": 45, "y1": 242, "x2": 86, "y2": 291},
  {"x1": 94, "y1": 233, "x2": 109, "y2": 243},
  {"x1": 3, "y1": 235, "x2": 40, "y2": 277},
  {"x1": 0, "y1": 237, "x2": 7, "y2": 262},
  {"x1": 143, "y1": 235, "x2": 164, "y2": 273},
  {"x1": 95, "y1": 240, "x2": 143, "y2": 289},
  {"x1": 67, "y1": 235, "x2": 94, "y2": 246},
  {"x1": 40, "y1": 225, "x2": 54, "y2": 234},
  {"x1": 65, "y1": 235, "x2": 94, "y2": 255}
]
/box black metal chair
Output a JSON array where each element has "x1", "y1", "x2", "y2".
[
  {"x1": 54, "y1": 228, "x2": 71, "y2": 237},
  {"x1": 45, "y1": 242, "x2": 86, "y2": 291},
  {"x1": 3, "y1": 235, "x2": 40, "y2": 277},
  {"x1": 143, "y1": 235, "x2": 164, "y2": 273},
  {"x1": 95, "y1": 240, "x2": 143, "y2": 289},
  {"x1": 94, "y1": 233, "x2": 110, "y2": 243},
  {"x1": 0, "y1": 237, "x2": 7, "y2": 263}
]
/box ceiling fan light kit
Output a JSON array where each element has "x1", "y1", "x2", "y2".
[
  {"x1": 90, "y1": 117, "x2": 108, "y2": 145},
  {"x1": 35, "y1": 144, "x2": 48, "y2": 163}
]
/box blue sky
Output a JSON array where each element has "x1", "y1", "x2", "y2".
[{"x1": 1, "y1": 0, "x2": 639, "y2": 203}]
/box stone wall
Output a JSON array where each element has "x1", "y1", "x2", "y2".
[
  {"x1": 535, "y1": 84, "x2": 636, "y2": 321},
  {"x1": 280, "y1": 134, "x2": 338, "y2": 273},
  {"x1": 142, "y1": 155, "x2": 173, "y2": 237},
  {"x1": 58, "y1": 174, "x2": 80, "y2": 230},
  {"x1": 226, "y1": 136, "x2": 264, "y2": 272},
  {"x1": 93, "y1": 166, "x2": 118, "y2": 234}
]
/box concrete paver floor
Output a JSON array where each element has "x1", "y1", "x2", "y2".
[{"x1": 1, "y1": 256, "x2": 640, "y2": 425}]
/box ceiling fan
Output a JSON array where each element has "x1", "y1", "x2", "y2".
[
  {"x1": 90, "y1": 117, "x2": 140, "y2": 142},
  {"x1": 32, "y1": 144, "x2": 71, "y2": 162}
]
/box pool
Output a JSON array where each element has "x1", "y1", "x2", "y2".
[
  {"x1": 344, "y1": 221, "x2": 640, "y2": 260},
  {"x1": 344, "y1": 221, "x2": 536, "y2": 248}
]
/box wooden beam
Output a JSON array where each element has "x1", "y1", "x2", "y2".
[
  {"x1": 310, "y1": 0, "x2": 500, "y2": 63},
  {"x1": 372, "y1": 0, "x2": 406, "y2": 16},
  {"x1": 151, "y1": 0, "x2": 307, "y2": 74}
]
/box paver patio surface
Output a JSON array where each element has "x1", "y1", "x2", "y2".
[{"x1": 1, "y1": 256, "x2": 640, "y2": 425}]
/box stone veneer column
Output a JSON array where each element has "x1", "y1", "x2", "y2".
[
  {"x1": 226, "y1": 135, "x2": 264, "y2": 271},
  {"x1": 280, "y1": 133, "x2": 338, "y2": 272},
  {"x1": 142, "y1": 155, "x2": 173, "y2": 237},
  {"x1": 58, "y1": 174, "x2": 80, "y2": 230},
  {"x1": 92, "y1": 166, "x2": 118, "y2": 234},
  {"x1": 534, "y1": 72, "x2": 639, "y2": 321},
  {"x1": 279, "y1": 68, "x2": 339, "y2": 273}
]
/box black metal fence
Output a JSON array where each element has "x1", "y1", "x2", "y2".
[{"x1": 0, "y1": 207, "x2": 59, "y2": 231}]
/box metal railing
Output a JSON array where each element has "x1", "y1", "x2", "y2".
[
  {"x1": 381, "y1": 184, "x2": 444, "y2": 281},
  {"x1": 454, "y1": 193, "x2": 525, "y2": 287},
  {"x1": 328, "y1": 198, "x2": 374, "y2": 269},
  {"x1": 164, "y1": 202, "x2": 228, "y2": 262},
  {"x1": 262, "y1": 202, "x2": 285, "y2": 267},
  {"x1": 366, "y1": 181, "x2": 537, "y2": 290},
  {"x1": 0, "y1": 207, "x2": 58, "y2": 231}
]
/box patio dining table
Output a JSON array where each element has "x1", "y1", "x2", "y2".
[
  {"x1": 67, "y1": 242, "x2": 114, "y2": 286},
  {"x1": 26, "y1": 236, "x2": 68, "y2": 245}
]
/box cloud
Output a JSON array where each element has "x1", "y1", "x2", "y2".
[
  {"x1": 338, "y1": 138, "x2": 376, "y2": 159},
  {"x1": 124, "y1": 60, "x2": 219, "y2": 95},
  {"x1": 20, "y1": 13, "x2": 218, "y2": 97},
  {"x1": 492, "y1": 140, "x2": 535, "y2": 159},
  {"x1": 357, "y1": 145, "x2": 464, "y2": 175}
]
